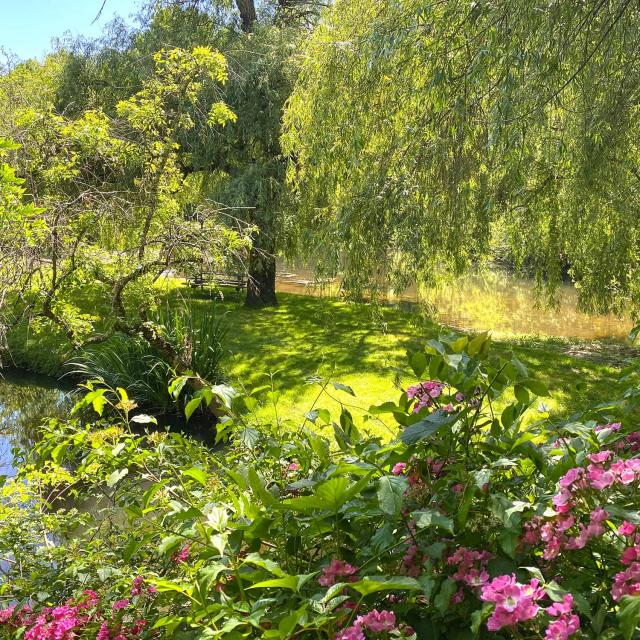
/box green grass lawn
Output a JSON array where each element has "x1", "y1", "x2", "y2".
[
  {"x1": 177, "y1": 287, "x2": 630, "y2": 431},
  {"x1": 7, "y1": 284, "x2": 632, "y2": 433}
]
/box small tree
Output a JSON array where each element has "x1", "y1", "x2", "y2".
[{"x1": 1, "y1": 47, "x2": 252, "y2": 375}]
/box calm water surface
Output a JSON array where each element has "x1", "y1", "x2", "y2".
[
  {"x1": 0, "y1": 371, "x2": 68, "y2": 476},
  {"x1": 276, "y1": 266, "x2": 632, "y2": 341}
]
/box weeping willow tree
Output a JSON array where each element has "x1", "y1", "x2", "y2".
[{"x1": 283, "y1": 0, "x2": 640, "y2": 315}]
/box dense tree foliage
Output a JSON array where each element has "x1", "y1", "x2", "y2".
[
  {"x1": 47, "y1": 0, "x2": 307, "y2": 306},
  {"x1": 0, "y1": 47, "x2": 250, "y2": 368},
  {"x1": 283, "y1": 0, "x2": 640, "y2": 313}
]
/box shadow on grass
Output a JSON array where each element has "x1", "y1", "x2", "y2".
[{"x1": 173, "y1": 288, "x2": 628, "y2": 419}]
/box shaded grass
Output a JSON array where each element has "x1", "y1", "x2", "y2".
[{"x1": 5, "y1": 285, "x2": 631, "y2": 429}]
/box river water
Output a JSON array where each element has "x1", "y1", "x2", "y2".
[
  {"x1": 276, "y1": 266, "x2": 632, "y2": 341},
  {"x1": 0, "y1": 371, "x2": 69, "y2": 477}
]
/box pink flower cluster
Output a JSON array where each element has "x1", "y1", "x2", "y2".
[
  {"x1": 0, "y1": 605, "x2": 30, "y2": 630},
  {"x1": 480, "y1": 574, "x2": 543, "y2": 631},
  {"x1": 402, "y1": 542, "x2": 426, "y2": 578},
  {"x1": 612, "y1": 557, "x2": 640, "y2": 601},
  {"x1": 0, "y1": 584, "x2": 151, "y2": 640},
  {"x1": 130, "y1": 575, "x2": 157, "y2": 597},
  {"x1": 447, "y1": 547, "x2": 492, "y2": 587},
  {"x1": 523, "y1": 449, "x2": 640, "y2": 559},
  {"x1": 613, "y1": 431, "x2": 640, "y2": 453},
  {"x1": 335, "y1": 609, "x2": 397, "y2": 640},
  {"x1": 319, "y1": 559, "x2": 358, "y2": 587},
  {"x1": 172, "y1": 544, "x2": 190, "y2": 564},
  {"x1": 407, "y1": 381, "x2": 444, "y2": 413},
  {"x1": 391, "y1": 462, "x2": 407, "y2": 476},
  {"x1": 544, "y1": 594, "x2": 580, "y2": 640},
  {"x1": 595, "y1": 422, "x2": 621, "y2": 433},
  {"x1": 401, "y1": 520, "x2": 429, "y2": 577}
]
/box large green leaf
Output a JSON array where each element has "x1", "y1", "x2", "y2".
[
  {"x1": 281, "y1": 474, "x2": 371, "y2": 512},
  {"x1": 619, "y1": 596, "x2": 640, "y2": 640},
  {"x1": 377, "y1": 476, "x2": 407, "y2": 518},
  {"x1": 350, "y1": 576, "x2": 422, "y2": 596},
  {"x1": 400, "y1": 411, "x2": 457, "y2": 445},
  {"x1": 412, "y1": 509, "x2": 454, "y2": 534}
]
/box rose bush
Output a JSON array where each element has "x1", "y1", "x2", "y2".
[{"x1": 1, "y1": 332, "x2": 640, "y2": 638}]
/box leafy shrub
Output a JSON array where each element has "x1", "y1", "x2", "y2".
[
  {"x1": 157, "y1": 305, "x2": 228, "y2": 385},
  {"x1": 67, "y1": 308, "x2": 227, "y2": 414},
  {"x1": 3, "y1": 332, "x2": 640, "y2": 639},
  {"x1": 66, "y1": 336, "x2": 175, "y2": 413}
]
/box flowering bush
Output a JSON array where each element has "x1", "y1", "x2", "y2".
[{"x1": 2, "y1": 331, "x2": 640, "y2": 638}]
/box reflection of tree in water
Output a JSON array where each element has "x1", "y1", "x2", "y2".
[{"x1": 0, "y1": 373, "x2": 68, "y2": 455}]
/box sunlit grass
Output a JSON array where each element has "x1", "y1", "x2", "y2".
[
  {"x1": 7, "y1": 282, "x2": 629, "y2": 435},
  {"x1": 175, "y1": 287, "x2": 627, "y2": 431}
]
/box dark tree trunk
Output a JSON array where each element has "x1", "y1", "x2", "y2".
[
  {"x1": 246, "y1": 245, "x2": 277, "y2": 307},
  {"x1": 235, "y1": 0, "x2": 257, "y2": 32}
]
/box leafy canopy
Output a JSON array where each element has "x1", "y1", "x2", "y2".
[{"x1": 283, "y1": 0, "x2": 640, "y2": 313}]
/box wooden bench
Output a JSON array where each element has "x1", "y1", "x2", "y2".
[{"x1": 188, "y1": 273, "x2": 246, "y2": 291}]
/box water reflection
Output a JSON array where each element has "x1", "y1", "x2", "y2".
[
  {"x1": 0, "y1": 371, "x2": 69, "y2": 476},
  {"x1": 276, "y1": 265, "x2": 632, "y2": 341}
]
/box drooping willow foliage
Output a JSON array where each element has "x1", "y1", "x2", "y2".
[{"x1": 283, "y1": 0, "x2": 640, "y2": 314}]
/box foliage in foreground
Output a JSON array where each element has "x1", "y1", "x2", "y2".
[{"x1": 3, "y1": 334, "x2": 640, "y2": 638}]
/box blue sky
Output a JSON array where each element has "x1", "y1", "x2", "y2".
[{"x1": 0, "y1": 0, "x2": 140, "y2": 60}]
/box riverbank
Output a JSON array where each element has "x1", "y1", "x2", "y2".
[{"x1": 3, "y1": 285, "x2": 636, "y2": 426}]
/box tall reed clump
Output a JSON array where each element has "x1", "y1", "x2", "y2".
[{"x1": 68, "y1": 307, "x2": 228, "y2": 414}]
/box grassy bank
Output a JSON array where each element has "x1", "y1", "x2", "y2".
[{"x1": 5, "y1": 285, "x2": 633, "y2": 429}]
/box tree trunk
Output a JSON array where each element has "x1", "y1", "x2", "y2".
[
  {"x1": 235, "y1": 0, "x2": 257, "y2": 32},
  {"x1": 246, "y1": 244, "x2": 278, "y2": 307}
]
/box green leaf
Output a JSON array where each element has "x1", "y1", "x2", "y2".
[
  {"x1": 243, "y1": 553, "x2": 286, "y2": 577},
  {"x1": 501, "y1": 404, "x2": 515, "y2": 428},
  {"x1": 107, "y1": 468, "x2": 128, "y2": 487},
  {"x1": 377, "y1": 476, "x2": 407, "y2": 518},
  {"x1": 425, "y1": 339, "x2": 445, "y2": 355},
  {"x1": 123, "y1": 537, "x2": 143, "y2": 562},
  {"x1": 158, "y1": 535, "x2": 184, "y2": 557},
  {"x1": 410, "y1": 351, "x2": 428, "y2": 377},
  {"x1": 248, "y1": 468, "x2": 278, "y2": 506},
  {"x1": 412, "y1": 509, "x2": 454, "y2": 534},
  {"x1": 619, "y1": 596, "x2": 640, "y2": 640},
  {"x1": 400, "y1": 411, "x2": 457, "y2": 445},
  {"x1": 514, "y1": 385, "x2": 529, "y2": 404},
  {"x1": 142, "y1": 480, "x2": 168, "y2": 510},
  {"x1": 368, "y1": 402, "x2": 400, "y2": 415},
  {"x1": 456, "y1": 483, "x2": 476, "y2": 529},
  {"x1": 248, "y1": 574, "x2": 314, "y2": 593},
  {"x1": 168, "y1": 376, "x2": 189, "y2": 400},
  {"x1": 150, "y1": 578, "x2": 192, "y2": 598},
  {"x1": 498, "y1": 529, "x2": 519, "y2": 558},
  {"x1": 130, "y1": 414, "x2": 158, "y2": 425},
  {"x1": 332, "y1": 382, "x2": 355, "y2": 396},
  {"x1": 238, "y1": 427, "x2": 261, "y2": 449},
  {"x1": 467, "y1": 332, "x2": 488, "y2": 357},
  {"x1": 434, "y1": 578, "x2": 457, "y2": 613},
  {"x1": 281, "y1": 474, "x2": 370, "y2": 513},
  {"x1": 524, "y1": 379, "x2": 549, "y2": 397},
  {"x1": 184, "y1": 396, "x2": 203, "y2": 421},
  {"x1": 350, "y1": 576, "x2": 421, "y2": 596},
  {"x1": 182, "y1": 467, "x2": 207, "y2": 486},
  {"x1": 92, "y1": 394, "x2": 107, "y2": 417},
  {"x1": 450, "y1": 336, "x2": 468, "y2": 353}
]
